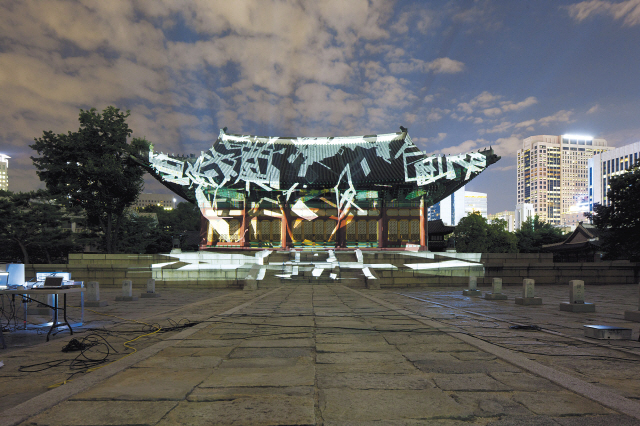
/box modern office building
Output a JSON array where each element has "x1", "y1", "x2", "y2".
[
  {"x1": 464, "y1": 191, "x2": 487, "y2": 218},
  {"x1": 132, "y1": 193, "x2": 177, "y2": 210},
  {"x1": 516, "y1": 135, "x2": 609, "y2": 225},
  {"x1": 0, "y1": 154, "x2": 9, "y2": 191},
  {"x1": 427, "y1": 187, "x2": 466, "y2": 226},
  {"x1": 589, "y1": 141, "x2": 640, "y2": 209},
  {"x1": 428, "y1": 188, "x2": 488, "y2": 225},
  {"x1": 488, "y1": 211, "x2": 515, "y2": 232},
  {"x1": 515, "y1": 203, "x2": 534, "y2": 230}
]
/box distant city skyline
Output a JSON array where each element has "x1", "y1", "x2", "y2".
[
  {"x1": 2, "y1": 1, "x2": 640, "y2": 213},
  {"x1": 517, "y1": 135, "x2": 609, "y2": 226}
]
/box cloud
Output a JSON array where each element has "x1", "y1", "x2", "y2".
[
  {"x1": 426, "y1": 57, "x2": 464, "y2": 74},
  {"x1": 538, "y1": 110, "x2": 574, "y2": 126},
  {"x1": 457, "y1": 103, "x2": 474, "y2": 114},
  {"x1": 482, "y1": 107, "x2": 503, "y2": 117},
  {"x1": 388, "y1": 57, "x2": 464, "y2": 74},
  {"x1": 566, "y1": 0, "x2": 640, "y2": 26},
  {"x1": 587, "y1": 104, "x2": 601, "y2": 114},
  {"x1": 425, "y1": 108, "x2": 451, "y2": 122},
  {"x1": 515, "y1": 119, "x2": 537, "y2": 128},
  {"x1": 480, "y1": 121, "x2": 515, "y2": 134},
  {"x1": 491, "y1": 164, "x2": 516, "y2": 172},
  {"x1": 500, "y1": 96, "x2": 537, "y2": 112},
  {"x1": 457, "y1": 92, "x2": 536, "y2": 118},
  {"x1": 434, "y1": 139, "x2": 483, "y2": 155},
  {"x1": 432, "y1": 134, "x2": 522, "y2": 159}
]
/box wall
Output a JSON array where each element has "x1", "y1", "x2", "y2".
[{"x1": 23, "y1": 252, "x2": 639, "y2": 290}]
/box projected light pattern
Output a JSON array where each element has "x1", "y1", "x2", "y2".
[{"x1": 147, "y1": 129, "x2": 499, "y2": 244}]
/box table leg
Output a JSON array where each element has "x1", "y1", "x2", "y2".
[
  {"x1": 62, "y1": 294, "x2": 73, "y2": 336},
  {"x1": 46, "y1": 294, "x2": 58, "y2": 342}
]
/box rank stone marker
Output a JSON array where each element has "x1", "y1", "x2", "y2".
[
  {"x1": 462, "y1": 276, "x2": 482, "y2": 296},
  {"x1": 515, "y1": 278, "x2": 542, "y2": 305},
  {"x1": 624, "y1": 282, "x2": 640, "y2": 322},
  {"x1": 140, "y1": 278, "x2": 161, "y2": 298},
  {"x1": 115, "y1": 280, "x2": 138, "y2": 301},
  {"x1": 484, "y1": 277, "x2": 508, "y2": 300},
  {"x1": 560, "y1": 280, "x2": 595, "y2": 312},
  {"x1": 85, "y1": 281, "x2": 108, "y2": 307}
]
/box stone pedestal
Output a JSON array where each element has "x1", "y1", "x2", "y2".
[
  {"x1": 515, "y1": 297, "x2": 543, "y2": 305},
  {"x1": 484, "y1": 277, "x2": 508, "y2": 300},
  {"x1": 516, "y1": 279, "x2": 542, "y2": 305},
  {"x1": 484, "y1": 293, "x2": 508, "y2": 300},
  {"x1": 559, "y1": 280, "x2": 595, "y2": 312},
  {"x1": 243, "y1": 265, "x2": 260, "y2": 291},
  {"x1": 115, "y1": 280, "x2": 138, "y2": 301},
  {"x1": 560, "y1": 302, "x2": 595, "y2": 312},
  {"x1": 86, "y1": 281, "x2": 108, "y2": 307},
  {"x1": 140, "y1": 278, "x2": 160, "y2": 298},
  {"x1": 624, "y1": 283, "x2": 640, "y2": 322},
  {"x1": 28, "y1": 293, "x2": 54, "y2": 315},
  {"x1": 462, "y1": 276, "x2": 481, "y2": 296},
  {"x1": 624, "y1": 311, "x2": 640, "y2": 322}
]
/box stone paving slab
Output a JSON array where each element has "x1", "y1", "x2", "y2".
[
  {"x1": 319, "y1": 388, "x2": 473, "y2": 422},
  {"x1": 5, "y1": 284, "x2": 640, "y2": 425},
  {"x1": 20, "y1": 401, "x2": 179, "y2": 425},
  {"x1": 156, "y1": 397, "x2": 316, "y2": 426}
]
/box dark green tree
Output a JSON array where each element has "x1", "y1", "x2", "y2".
[
  {"x1": 141, "y1": 201, "x2": 201, "y2": 252},
  {"x1": 587, "y1": 160, "x2": 640, "y2": 260},
  {"x1": 453, "y1": 213, "x2": 518, "y2": 253},
  {"x1": 116, "y1": 212, "x2": 160, "y2": 254},
  {"x1": 454, "y1": 212, "x2": 488, "y2": 252},
  {"x1": 31, "y1": 106, "x2": 150, "y2": 253},
  {"x1": 0, "y1": 190, "x2": 78, "y2": 264},
  {"x1": 515, "y1": 215, "x2": 565, "y2": 253},
  {"x1": 487, "y1": 218, "x2": 518, "y2": 253}
]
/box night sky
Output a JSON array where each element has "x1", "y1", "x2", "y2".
[{"x1": 2, "y1": 0, "x2": 639, "y2": 213}]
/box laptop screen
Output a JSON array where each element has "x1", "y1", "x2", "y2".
[{"x1": 43, "y1": 276, "x2": 64, "y2": 287}]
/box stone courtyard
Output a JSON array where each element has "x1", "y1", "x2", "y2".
[{"x1": 2, "y1": 284, "x2": 640, "y2": 425}]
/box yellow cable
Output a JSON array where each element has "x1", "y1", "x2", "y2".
[{"x1": 48, "y1": 309, "x2": 162, "y2": 388}]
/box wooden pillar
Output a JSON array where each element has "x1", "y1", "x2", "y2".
[
  {"x1": 419, "y1": 196, "x2": 428, "y2": 249},
  {"x1": 279, "y1": 201, "x2": 290, "y2": 249},
  {"x1": 336, "y1": 215, "x2": 347, "y2": 248},
  {"x1": 199, "y1": 211, "x2": 209, "y2": 247},
  {"x1": 377, "y1": 198, "x2": 387, "y2": 249},
  {"x1": 241, "y1": 200, "x2": 249, "y2": 247}
]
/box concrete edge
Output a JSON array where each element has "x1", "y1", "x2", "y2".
[{"x1": 342, "y1": 286, "x2": 640, "y2": 421}]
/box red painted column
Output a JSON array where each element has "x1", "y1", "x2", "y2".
[
  {"x1": 377, "y1": 198, "x2": 387, "y2": 249},
  {"x1": 419, "y1": 196, "x2": 429, "y2": 251},
  {"x1": 279, "y1": 202, "x2": 290, "y2": 249},
  {"x1": 241, "y1": 200, "x2": 249, "y2": 247},
  {"x1": 336, "y1": 214, "x2": 347, "y2": 248}
]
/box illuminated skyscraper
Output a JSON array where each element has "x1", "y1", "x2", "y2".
[
  {"x1": 0, "y1": 154, "x2": 9, "y2": 191},
  {"x1": 589, "y1": 141, "x2": 640, "y2": 209},
  {"x1": 517, "y1": 135, "x2": 609, "y2": 225}
]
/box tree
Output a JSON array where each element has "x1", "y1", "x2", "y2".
[
  {"x1": 0, "y1": 190, "x2": 78, "y2": 264},
  {"x1": 141, "y1": 201, "x2": 201, "y2": 252},
  {"x1": 454, "y1": 212, "x2": 488, "y2": 252},
  {"x1": 453, "y1": 213, "x2": 518, "y2": 253},
  {"x1": 587, "y1": 160, "x2": 640, "y2": 260},
  {"x1": 31, "y1": 106, "x2": 149, "y2": 253},
  {"x1": 515, "y1": 215, "x2": 565, "y2": 253},
  {"x1": 116, "y1": 212, "x2": 160, "y2": 254},
  {"x1": 486, "y1": 219, "x2": 518, "y2": 253}
]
